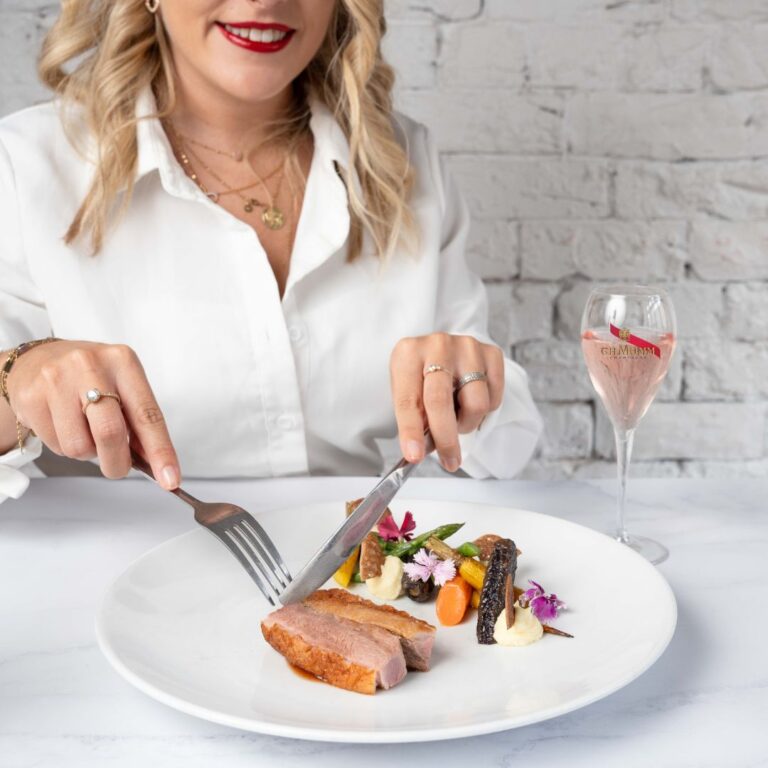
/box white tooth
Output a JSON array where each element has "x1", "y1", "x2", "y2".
[
  {"x1": 239, "y1": 28, "x2": 251, "y2": 39},
  {"x1": 248, "y1": 28, "x2": 260, "y2": 42}
]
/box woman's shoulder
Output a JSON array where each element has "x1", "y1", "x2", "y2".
[
  {"x1": 0, "y1": 98, "x2": 89, "y2": 176},
  {"x1": 1, "y1": 100, "x2": 61, "y2": 148},
  {"x1": 391, "y1": 109, "x2": 449, "y2": 211},
  {"x1": 391, "y1": 109, "x2": 432, "y2": 161}
]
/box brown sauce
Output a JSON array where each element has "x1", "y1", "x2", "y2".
[{"x1": 287, "y1": 662, "x2": 324, "y2": 683}]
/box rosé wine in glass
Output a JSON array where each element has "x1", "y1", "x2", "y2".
[
  {"x1": 580, "y1": 286, "x2": 677, "y2": 565},
  {"x1": 581, "y1": 328, "x2": 675, "y2": 432}
]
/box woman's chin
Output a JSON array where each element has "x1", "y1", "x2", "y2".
[{"x1": 210, "y1": 72, "x2": 295, "y2": 107}]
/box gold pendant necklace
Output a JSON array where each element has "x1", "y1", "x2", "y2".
[
  {"x1": 166, "y1": 119, "x2": 287, "y2": 226},
  {"x1": 251, "y1": 158, "x2": 287, "y2": 230},
  {"x1": 261, "y1": 206, "x2": 285, "y2": 230}
]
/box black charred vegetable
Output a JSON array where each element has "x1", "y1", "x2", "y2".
[
  {"x1": 401, "y1": 572, "x2": 436, "y2": 602},
  {"x1": 476, "y1": 538, "x2": 517, "y2": 644}
]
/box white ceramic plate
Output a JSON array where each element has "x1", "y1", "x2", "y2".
[{"x1": 96, "y1": 499, "x2": 676, "y2": 743}]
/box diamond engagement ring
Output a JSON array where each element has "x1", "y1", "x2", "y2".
[
  {"x1": 454, "y1": 371, "x2": 488, "y2": 393},
  {"x1": 82, "y1": 388, "x2": 122, "y2": 415},
  {"x1": 423, "y1": 364, "x2": 454, "y2": 379}
]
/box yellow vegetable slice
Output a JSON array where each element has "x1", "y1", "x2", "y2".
[{"x1": 333, "y1": 545, "x2": 360, "y2": 588}]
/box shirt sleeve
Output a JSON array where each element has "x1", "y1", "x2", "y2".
[
  {"x1": 0, "y1": 134, "x2": 52, "y2": 502},
  {"x1": 422, "y1": 125, "x2": 543, "y2": 479}
]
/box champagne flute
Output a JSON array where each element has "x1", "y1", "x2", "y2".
[{"x1": 580, "y1": 284, "x2": 676, "y2": 564}]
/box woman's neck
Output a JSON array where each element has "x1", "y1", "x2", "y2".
[{"x1": 169, "y1": 74, "x2": 294, "y2": 151}]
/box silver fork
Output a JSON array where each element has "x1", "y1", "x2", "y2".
[{"x1": 130, "y1": 451, "x2": 292, "y2": 606}]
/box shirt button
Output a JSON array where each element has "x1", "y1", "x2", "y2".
[
  {"x1": 276, "y1": 414, "x2": 295, "y2": 430},
  {"x1": 288, "y1": 326, "x2": 304, "y2": 343}
]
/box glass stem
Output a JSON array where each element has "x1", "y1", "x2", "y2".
[{"x1": 614, "y1": 427, "x2": 635, "y2": 544}]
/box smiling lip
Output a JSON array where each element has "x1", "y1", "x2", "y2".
[{"x1": 217, "y1": 21, "x2": 295, "y2": 53}]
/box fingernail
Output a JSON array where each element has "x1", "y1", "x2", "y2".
[
  {"x1": 161, "y1": 465, "x2": 179, "y2": 490},
  {"x1": 444, "y1": 456, "x2": 460, "y2": 472},
  {"x1": 406, "y1": 440, "x2": 423, "y2": 462}
]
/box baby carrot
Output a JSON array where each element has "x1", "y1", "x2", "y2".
[{"x1": 435, "y1": 575, "x2": 473, "y2": 626}]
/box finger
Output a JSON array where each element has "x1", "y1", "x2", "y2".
[
  {"x1": 83, "y1": 393, "x2": 131, "y2": 479},
  {"x1": 48, "y1": 385, "x2": 97, "y2": 461},
  {"x1": 22, "y1": 402, "x2": 63, "y2": 455},
  {"x1": 390, "y1": 339, "x2": 427, "y2": 463},
  {"x1": 112, "y1": 347, "x2": 180, "y2": 490},
  {"x1": 421, "y1": 341, "x2": 461, "y2": 472},
  {"x1": 454, "y1": 342, "x2": 491, "y2": 435},
  {"x1": 483, "y1": 344, "x2": 505, "y2": 412}
]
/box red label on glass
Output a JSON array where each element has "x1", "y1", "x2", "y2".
[{"x1": 609, "y1": 323, "x2": 661, "y2": 358}]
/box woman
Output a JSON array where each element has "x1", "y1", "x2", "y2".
[{"x1": 0, "y1": 0, "x2": 542, "y2": 504}]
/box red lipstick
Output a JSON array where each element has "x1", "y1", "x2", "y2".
[{"x1": 217, "y1": 21, "x2": 295, "y2": 53}]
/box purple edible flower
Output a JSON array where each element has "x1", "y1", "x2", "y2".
[
  {"x1": 403, "y1": 548, "x2": 456, "y2": 587},
  {"x1": 518, "y1": 579, "x2": 566, "y2": 624}
]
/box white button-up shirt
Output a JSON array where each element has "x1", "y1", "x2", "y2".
[{"x1": 0, "y1": 88, "x2": 542, "y2": 503}]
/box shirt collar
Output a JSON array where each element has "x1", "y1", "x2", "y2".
[
  {"x1": 133, "y1": 85, "x2": 356, "y2": 295},
  {"x1": 134, "y1": 85, "x2": 358, "y2": 193}
]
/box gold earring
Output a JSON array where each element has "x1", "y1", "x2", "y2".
[{"x1": 145, "y1": 0, "x2": 160, "y2": 13}]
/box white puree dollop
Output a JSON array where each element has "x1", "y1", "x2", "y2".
[
  {"x1": 493, "y1": 601, "x2": 544, "y2": 646},
  {"x1": 365, "y1": 555, "x2": 404, "y2": 601}
]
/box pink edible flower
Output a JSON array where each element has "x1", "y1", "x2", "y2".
[
  {"x1": 377, "y1": 510, "x2": 416, "y2": 542},
  {"x1": 518, "y1": 579, "x2": 566, "y2": 624},
  {"x1": 403, "y1": 548, "x2": 456, "y2": 587}
]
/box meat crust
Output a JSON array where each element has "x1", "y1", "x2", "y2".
[{"x1": 261, "y1": 620, "x2": 378, "y2": 695}]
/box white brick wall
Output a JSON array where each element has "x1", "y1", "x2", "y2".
[{"x1": 2, "y1": 0, "x2": 766, "y2": 479}]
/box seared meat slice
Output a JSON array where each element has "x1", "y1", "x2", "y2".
[
  {"x1": 304, "y1": 589, "x2": 437, "y2": 671},
  {"x1": 261, "y1": 603, "x2": 407, "y2": 695}
]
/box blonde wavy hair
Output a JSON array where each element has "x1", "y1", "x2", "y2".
[{"x1": 37, "y1": 0, "x2": 417, "y2": 261}]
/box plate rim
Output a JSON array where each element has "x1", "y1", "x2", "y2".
[{"x1": 95, "y1": 498, "x2": 678, "y2": 743}]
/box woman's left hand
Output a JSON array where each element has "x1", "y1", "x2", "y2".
[{"x1": 390, "y1": 333, "x2": 505, "y2": 472}]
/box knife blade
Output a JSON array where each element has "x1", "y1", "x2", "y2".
[{"x1": 279, "y1": 430, "x2": 436, "y2": 605}]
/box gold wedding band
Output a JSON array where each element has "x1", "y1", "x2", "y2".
[{"x1": 82, "y1": 388, "x2": 122, "y2": 415}]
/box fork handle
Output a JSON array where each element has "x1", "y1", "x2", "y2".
[{"x1": 129, "y1": 449, "x2": 201, "y2": 509}]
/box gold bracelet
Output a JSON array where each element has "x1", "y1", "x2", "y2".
[
  {"x1": 1, "y1": 336, "x2": 60, "y2": 405},
  {"x1": 1, "y1": 337, "x2": 59, "y2": 453}
]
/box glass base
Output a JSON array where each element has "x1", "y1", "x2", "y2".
[{"x1": 615, "y1": 532, "x2": 669, "y2": 565}]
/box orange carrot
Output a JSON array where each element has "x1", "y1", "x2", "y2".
[{"x1": 436, "y1": 575, "x2": 473, "y2": 626}]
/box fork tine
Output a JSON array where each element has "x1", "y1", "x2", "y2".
[
  {"x1": 240, "y1": 516, "x2": 293, "y2": 582},
  {"x1": 236, "y1": 521, "x2": 291, "y2": 591},
  {"x1": 230, "y1": 523, "x2": 285, "y2": 596},
  {"x1": 216, "y1": 529, "x2": 278, "y2": 606}
]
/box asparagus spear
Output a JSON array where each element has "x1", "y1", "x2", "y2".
[{"x1": 387, "y1": 522, "x2": 464, "y2": 559}]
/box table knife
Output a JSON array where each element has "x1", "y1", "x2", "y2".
[{"x1": 279, "y1": 430, "x2": 436, "y2": 604}]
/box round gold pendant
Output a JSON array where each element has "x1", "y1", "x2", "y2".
[{"x1": 262, "y1": 206, "x2": 285, "y2": 230}]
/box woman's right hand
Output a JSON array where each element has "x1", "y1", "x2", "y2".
[{"x1": 4, "y1": 340, "x2": 180, "y2": 489}]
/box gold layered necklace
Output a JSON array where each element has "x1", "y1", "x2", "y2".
[{"x1": 166, "y1": 120, "x2": 289, "y2": 231}]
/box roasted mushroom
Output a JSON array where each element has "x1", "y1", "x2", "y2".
[{"x1": 401, "y1": 571, "x2": 436, "y2": 602}]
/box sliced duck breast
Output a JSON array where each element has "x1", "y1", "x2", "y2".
[
  {"x1": 261, "y1": 602, "x2": 407, "y2": 694},
  {"x1": 304, "y1": 589, "x2": 437, "y2": 671}
]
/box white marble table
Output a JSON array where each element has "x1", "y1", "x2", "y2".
[{"x1": 1, "y1": 476, "x2": 765, "y2": 767}]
